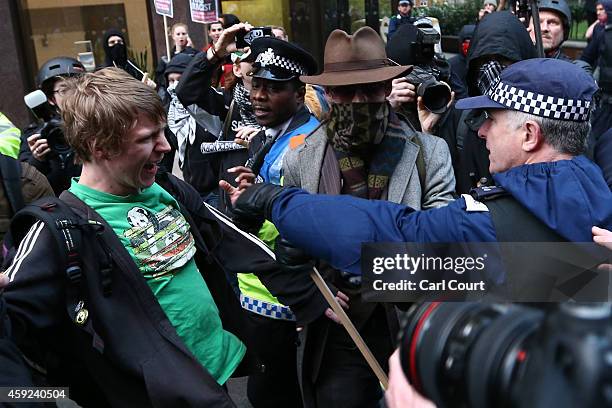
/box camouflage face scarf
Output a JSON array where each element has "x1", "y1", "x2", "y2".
[
  {"x1": 326, "y1": 102, "x2": 389, "y2": 152},
  {"x1": 326, "y1": 103, "x2": 405, "y2": 199}
]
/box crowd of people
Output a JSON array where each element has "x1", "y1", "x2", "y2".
[{"x1": 0, "y1": 3, "x2": 611, "y2": 408}]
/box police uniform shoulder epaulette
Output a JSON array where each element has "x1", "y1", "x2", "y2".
[
  {"x1": 289, "y1": 134, "x2": 307, "y2": 150},
  {"x1": 469, "y1": 185, "x2": 508, "y2": 202}
]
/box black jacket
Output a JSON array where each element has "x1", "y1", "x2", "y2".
[
  {"x1": 0, "y1": 294, "x2": 35, "y2": 394},
  {"x1": 177, "y1": 52, "x2": 251, "y2": 214},
  {"x1": 448, "y1": 25, "x2": 475, "y2": 101},
  {"x1": 449, "y1": 53, "x2": 469, "y2": 100},
  {"x1": 3, "y1": 173, "x2": 324, "y2": 406}
]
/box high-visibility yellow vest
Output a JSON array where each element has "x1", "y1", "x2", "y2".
[
  {"x1": 0, "y1": 113, "x2": 21, "y2": 159},
  {"x1": 238, "y1": 220, "x2": 295, "y2": 321}
]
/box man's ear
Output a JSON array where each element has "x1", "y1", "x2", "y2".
[
  {"x1": 90, "y1": 140, "x2": 109, "y2": 161},
  {"x1": 522, "y1": 120, "x2": 544, "y2": 152}
]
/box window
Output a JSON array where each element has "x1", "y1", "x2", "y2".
[{"x1": 18, "y1": 1, "x2": 153, "y2": 80}]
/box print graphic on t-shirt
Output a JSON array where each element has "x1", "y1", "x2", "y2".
[{"x1": 124, "y1": 206, "x2": 196, "y2": 278}]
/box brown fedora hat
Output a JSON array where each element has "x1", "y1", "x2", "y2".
[{"x1": 300, "y1": 26, "x2": 412, "y2": 86}]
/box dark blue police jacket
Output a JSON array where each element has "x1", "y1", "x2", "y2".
[{"x1": 270, "y1": 155, "x2": 612, "y2": 275}]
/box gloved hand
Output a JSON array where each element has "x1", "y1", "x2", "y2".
[
  {"x1": 233, "y1": 183, "x2": 286, "y2": 233},
  {"x1": 275, "y1": 237, "x2": 350, "y2": 326},
  {"x1": 275, "y1": 237, "x2": 314, "y2": 274}
]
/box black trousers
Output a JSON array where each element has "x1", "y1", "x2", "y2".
[{"x1": 246, "y1": 311, "x2": 303, "y2": 408}]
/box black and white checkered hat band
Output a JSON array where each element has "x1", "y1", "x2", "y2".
[
  {"x1": 487, "y1": 80, "x2": 591, "y2": 121},
  {"x1": 255, "y1": 48, "x2": 307, "y2": 76}
]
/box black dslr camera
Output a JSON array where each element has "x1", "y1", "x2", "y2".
[
  {"x1": 24, "y1": 90, "x2": 73, "y2": 162},
  {"x1": 399, "y1": 302, "x2": 612, "y2": 408},
  {"x1": 39, "y1": 117, "x2": 71, "y2": 156},
  {"x1": 403, "y1": 25, "x2": 452, "y2": 114}
]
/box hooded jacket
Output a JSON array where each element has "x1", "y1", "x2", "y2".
[
  {"x1": 268, "y1": 156, "x2": 612, "y2": 275},
  {"x1": 466, "y1": 11, "x2": 537, "y2": 96},
  {"x1": 448, "y1": 24, "x2": 476, "y2": 100},
  {"x1": 436, "y1": 12, "x2": 536, "y2": 193},
  {"x1": 98, "y1": 29, "x2": 143, "y2": 81}
]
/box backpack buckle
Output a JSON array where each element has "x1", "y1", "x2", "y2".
[{"x1": 66, "y1": 265, "x2": 82, "y2": 286}]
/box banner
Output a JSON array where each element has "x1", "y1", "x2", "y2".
[
  {"x1": 154, "y1": 0, "x2": 173, "y2": 18},
  {"x1": 190, "y1": 0, "x2": 219, "y2": 24}
]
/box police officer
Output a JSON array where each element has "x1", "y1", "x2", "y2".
[
  {"x1": 387, "y1": 0, "x2": 415, "y2": 41},
  {"x1": 581, "y1": 0, "x2": 612, "y2": 139},
  {"x1": 228, "y1": 59, "x2": 611, "y2": 286}
]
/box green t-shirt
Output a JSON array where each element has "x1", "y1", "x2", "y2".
[{"x1": 69, "y1": 179, "x2": 245, "y2": 384}]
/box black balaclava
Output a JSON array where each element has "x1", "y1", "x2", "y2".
[{"x1": 103, "y1": 29, "x2": 128, "y2": 67}]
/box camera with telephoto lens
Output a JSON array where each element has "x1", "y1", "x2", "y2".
[
  {"x1": 399, "y1": 302, "x2": 612, "y2": 408},
  {"x1": 402, "y1": 25, "x2": 452, "y2": 114}
]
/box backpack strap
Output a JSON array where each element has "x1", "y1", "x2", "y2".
[
  {"x1": 0, "y1": 155, "x2": 24, "y2": 215},
  {"x1": 10, "y1": 198, "x2": 86, "y2": 323},
  {"x1": 8, "y1": 196, "x2": 111, "y2": 333},
  {"x1": 60, "y1": 191, "x2": 114, "y2": 298}
]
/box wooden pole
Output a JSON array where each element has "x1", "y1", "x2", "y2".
[
  {"x1": 310, "y1": 266, "x2": 389, "y2": 389},
  {"x1": 163, "y1": 15, "x2": 171, "y2": 60}
]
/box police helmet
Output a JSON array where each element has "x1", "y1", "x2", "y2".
[
  {"x1": 37, "y1": 57, "x2": 85, "y2": 89},
  {"x1": 538, "y1": 0, "x2": 572, "y2": 41}
]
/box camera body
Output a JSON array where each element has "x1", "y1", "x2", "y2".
[
  {"x1": 24, "y1": 89, "x2": 73, "y2": 161},
  {"x1": 400, "y1": 302, "x2": 612, "y2": 408},
  {"x1": 39, "y1": 117, "x2": 71, "y2": 156},
  {"x1": 403, "y1": 27, "x2": 451, "y2": 114},
  {"x1": 236, "y1": 27, "x2": 273, "y2": 48}
]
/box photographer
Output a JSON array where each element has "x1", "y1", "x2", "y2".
[
  {"x1": 20, "y1": 57, "x2": 84, "y2": 195},
  {"x1": 386, "y1": 23, "x2": 454, "y2": 134}
]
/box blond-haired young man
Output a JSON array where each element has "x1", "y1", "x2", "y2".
[{"x1": 3, "y1": 68, "x2": 295, "y2": 407}]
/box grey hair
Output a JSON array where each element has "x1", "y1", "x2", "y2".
[{"x1": 505, "y1": 110, "x2": 591, "y2": 155}]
